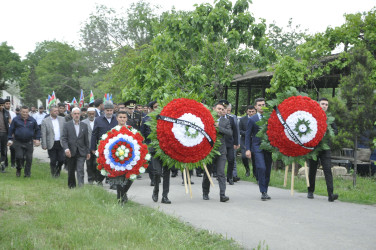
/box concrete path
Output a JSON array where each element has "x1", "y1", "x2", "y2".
[{"x1": 33, "y1": 147, "x2": 376, "y2": 250}]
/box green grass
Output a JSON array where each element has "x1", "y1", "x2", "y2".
[
  {"x1": 235, "y1": 159, "x2": 376, "y2": 205},
  {"x1": 0, "y1": 160, "x2": 241, "y2": 249}
]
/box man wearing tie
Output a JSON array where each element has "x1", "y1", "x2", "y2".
[
  {"x1": 245, "y1": 98, "x2": 272, "y2": 201},
  {"x1": 61, "y1": 107, "x2": 90, "y2": 188}
]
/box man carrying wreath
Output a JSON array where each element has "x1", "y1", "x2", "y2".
[{"x1": 202, "y1": 102, "x2": 232, "y2": 202}]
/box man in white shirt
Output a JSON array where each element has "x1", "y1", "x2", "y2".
[
  {"x1": 82, "y1": 107, "x2": 96, "y2": 184},
  {"x1": 41, "y1": 106, "x2": 66, "y2": 177},
  {"x1": 32, "y1": 106, "x2": 47, "y2": 129}
]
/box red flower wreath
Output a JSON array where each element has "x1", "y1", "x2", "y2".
[
  {"x1": 266, "y1": 96, "x2": 327, "y2": 157},
  {"x1": 96, "y1": 125, "x2": 150, "y2": 179},
  {"x1": 156, "y1": 98, "x2": 217, "y2": 163}
]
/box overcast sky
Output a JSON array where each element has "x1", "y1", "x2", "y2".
[{"x1": 1, "y1": 0, "x2": 375, "y2": 58}]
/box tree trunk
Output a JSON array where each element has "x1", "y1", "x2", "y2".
[{"x1": 353, "y1": 135, "x2": 358, "y2": 187}]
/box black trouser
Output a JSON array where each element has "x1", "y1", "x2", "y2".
[
  {"x1": 226, "y1": 146, "x2": 235, "y2": 180},
  {"x1": 66, "y1": 153, "x2": 86, "y2": 188},
  {"x1": 47, "y1": 141, "x2": 65, "y2": 177},
  {"x1": 147, "y1": 160, "x2": 154, "y2": 181},
  {"x1": 308, "y1": 150, "x2": 334, "y2": 196},
  {"x1": 5, "y1": 144, "x2": 16, "y2": 167},
  {"x1": 14, "y1": 140, "x2": 34, "y2": 177},
  {"x1": 86, "y1": 152, "x2": 97, "y2": 183},
  {"x1": 203, "y1": 154, "x2": 227, "y2": 196},
  {"x1": 0, "y1": 132, "x2": 7, "y2": 163},
  {"x1": 117, "y1": 179, "x2": 133, "y2": 201},
  {"x1": 152, "y1": 157, "x2": 170, "y2": 197}
]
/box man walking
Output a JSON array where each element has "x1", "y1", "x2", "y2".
[
  {"x1": 8, "y1": 106, "x2": 40, "y2": 177},
  {"x1": 308, "y1": 98, "x2": 339, "y2": 202},
  {"x1": 32, "y1": 106, "x2": 47, "y2": 129},
  {"x1": 239, "y1": 105, "x2": 257, "y2": 178},
  {"x1": 91, "y1": 101, "x2": 117, "y2": 185},
  {"x1": 0, "y1": 98, "x2": 11, "y2": 172},
  {"x1": 82, "y1": 107, "x2": 96, "y2": 184},
  {"x1": 61, "y1": 107, "x2": 90, "y2": 188},
  {"x1": 245, "y1": 98, "x2": 272, "y2": 201},
  {"x1": 4, "y1": 99, "x2": 16, "y2": 169},
  {"x1": 41, "y1": 106, "x2": 65, "y2": 177},
  {"x1": 202, "y1": 102, "x2": 232, "y2": 202}
]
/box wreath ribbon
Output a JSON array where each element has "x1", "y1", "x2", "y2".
[
  {"x1": 274, "y1": 106, "x2": 314, "y2": 151},
  {"x1": 157, "y1": 114, "x2": 214, "y2": 147}
]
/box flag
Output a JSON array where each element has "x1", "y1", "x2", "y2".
[
  {"x1": 109, "y1": 94, "x2": 112, "y2": 101},
  {"x1": 79, "y1": 89, "x2": 84, "y2": 108},
  {"x1": 89, "y1": 90, "x2": 94, "y2": 104},
  {"x1": 71, "y1": 97, "x2": 77, "y2": 105},
  {"x1": 103, "y1": 93, "x2": 107, "y2": 103},
  {"x1": 49, "y1": 91, "x2": 56, "y2": 106},
  {"x1": 47, "y1": 94, "x2": 51, "y2": 105}
]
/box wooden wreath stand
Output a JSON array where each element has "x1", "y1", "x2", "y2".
[
  {"x1": 182, "y1": 164, "x2": 214, "y2": 199},
  {"x1": 283, "y1": 161, "x2": 310, "y2": 195}
]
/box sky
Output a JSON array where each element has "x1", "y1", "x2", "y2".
[{"x1": 1, "y1": 0, "x2": 375, "y2": 58}]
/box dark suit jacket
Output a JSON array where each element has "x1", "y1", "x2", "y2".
[
  {"x1": 245, "y1": 114, "x2": 262, "y2": 153},
  {"x1": 90, "y1": 115, "x2": 117, "y2": 151},
  {"x1": 217, "y1": 116, "x2": 232, "y2": 155},
  {"x1": 61, "y1": 121, "x2": 90, "y2": 157},
  {"x1": 224, "y1": 114, "x2": 238, "y2": 147},
  {"x1": 239, "y1": 115, "x2": 249, "y2": 145}
]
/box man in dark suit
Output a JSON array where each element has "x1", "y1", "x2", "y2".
[
  {"x1": 93, "y1": 99, "x2": 104, "y2": 117},
  {"x1": 90, "y1": 101, "x2": 118, "y2": 185},
  {"x1": 0, "y1": 98, "x2": 11, "y2": 172},
  {"x1": 60, "y1": 107, "x2": 90, "y2": 188},
  {"x1": 202, "y1": 102, "x2": 232, "y2": 202},
  {"x1": 308, "y1": 98, "x2": 339, "y2": 202},
  {"x1": 239, "y1": 105, "x2": 257, "y2": 178},
  {"x1": 82, "y1": 107, "x2": 96, "y2": 184},
  {"x1": 245, "y1": 98, "x2": 272, "y2": 201}
]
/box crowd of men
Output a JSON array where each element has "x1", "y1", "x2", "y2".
[{"x1": 1, "y1": 96, "x2": 338, "y2": 204}]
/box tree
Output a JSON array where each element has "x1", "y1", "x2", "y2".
[
  {"x1": 0, "y1": 42, "x2": 24, "y2": 90},
  {"x1": 104, "y1": 0, "x2": 276, "y2": 105},
  {"x1": 20, "y1": 41, "x2": 89, "y2": 105},
  {"x1": 267, "y1": 18, "x2": 308, "y2": 58}
]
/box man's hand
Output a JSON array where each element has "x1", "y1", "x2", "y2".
[
  {"x1": 234, "y1": 144, "x2": 240, "y2": 150},
  {"x1": 86, "y1": 154, "x2": 91, "y2": 160},
  {"x1": 91, "y1": 150, "x2": 96, "y2": 155},
  {"x1": 65, "y1": 149, "x2": 71, "y2": 158},
  {"x1": 214, "y1": 122, "x2": 219, "y2": 128},
  {"x1": 7, "y1": 141, "x2": 13, "y2": 147},
  {"x1": 245, "y1": 150, "x2": 252, "y2": 159},
  {"x1": 33, "y1": 140, "x2": 40, "y2": 147},
  {"x1": 42, "y1": 147, "x2": 47, "y2": 150}
]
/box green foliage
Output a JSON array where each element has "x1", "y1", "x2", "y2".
[
  {"x1": 0, "y1": 42, "x2": 24, "y2": 90},
  {"x1": 104, "y1": 0, "x2": 276, "y2": 105}
]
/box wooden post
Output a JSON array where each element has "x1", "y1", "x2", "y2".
[
  {"x1": 283, "y1": 165, "x2": 289, "y2": 187},
  {"x1": 186, "y1": 166, "x2": 193, "y2": 199},
  {"x1": 291, "y1": 162, "x2": 295, "y2": 196},
  {"x1": 183, "y1": 168, "x2": 188, "y2": 194},
  {"x1": 203, "y1": 164, "x2": 215, "y2": 187},
  {"x1": 304, "y1": 161, "x2": 310, "y2": 187}
]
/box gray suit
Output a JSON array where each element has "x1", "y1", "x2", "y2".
[
  {"x1": 82, "y1": 118, "x2": 96, "y2": 183},
  {"x1": 203, "y1": 116, "x2": 232, "y2": 197},
  {"x1": 41, "y1": 116, "x2": 66, "y2": 176},
  {"x1": 61, "y1": 121, "x2": 90, "y2": 188}
]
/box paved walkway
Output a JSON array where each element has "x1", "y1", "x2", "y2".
[{"x1": 34, "y1": 147, "x2": 376, "y2": 250}]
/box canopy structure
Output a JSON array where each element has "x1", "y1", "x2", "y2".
[{"x1": 225, "y1": 54, "x2": 345, "y2": 115}]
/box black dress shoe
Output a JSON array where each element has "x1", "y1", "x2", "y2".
[
  {"x1": 16, "y1": 169, "x2": 21, "y2": 177},
  {"x1": 121, "y1": 194, "x2": 128, "y2": 205},
  {"x1": 171, "y1": 173, "x2": 177, "y2": 177},
  {"x1": 328, "y1": 193, "x2": 339, "y2": 202},
  {"x1": 233, "y1": 176, "x2": 240, "y2": 182},
  {"x1": 152, "y1": 192, "x2": 158, "y2": 202},
  {"x1": 150, "y1": 180, "x2": 155, "y2": 186},
  {"x1": 182, "y1": 181, "x2": 194, "y2": 185},
  {"x1": 161, "y1": 196, "x2": 171, "y2": 204},
  {"x1": 228, "y1": 179, "x2": 234, "y2": 185},
  {"x1": 196, "y1": 173, "x2": 203, "y2": 177},
  {"x1": 261, "y1": 192, "x2": 271, "y2": 201},
  {"x1": 136, "y1": 175, "x2": 142, "y2": 180},
  {"x1": 245, "y1": 170, "x2": 250, "y2": 177},
  {"x1": 220, "y1": 196, "x2": 229, "y2": 202},
  {"x1": 307, "y1": 192, "x2": 314, "y2": 199},
  {"x1": 203, "y1": 194, "x2": 209, "y2": 200}
]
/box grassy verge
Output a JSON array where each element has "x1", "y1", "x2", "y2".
[
  {"x1": 235, "y1": 159, "x2": 376, "y2": 205},
  {"x1": 0, "y1": 160, "x2": 241, "y2": 249}
]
